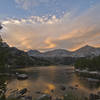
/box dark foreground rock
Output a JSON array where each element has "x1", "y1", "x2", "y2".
[
  {"x1": 19, "y1": 88, "x2": 27, "y2": 95},
  {"x1": 8, "y1": 88, "x2": 28, "y2": 99}
]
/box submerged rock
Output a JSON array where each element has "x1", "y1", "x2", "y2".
[
  {"x1": 51, "y1": 89, "x2": 54, "y2": 93},
  {"x1": 60, "y1": 85, "x2": 66, "y2": 91},
  {"x1": 75, "y1": 84, "x2": 79, "y2": 87},
  {"x1": 21, "y1": 96, "x2": 32, "y2": 100},
  {"x1": 37, "y1": 94, "x2": 52, "y2": 100},
  {"x1": 68, "y1": 86, "x2": 74, "y2": 90},
  {"x1": 35, "y1": 91, "x2": 44, "y2": 94}
]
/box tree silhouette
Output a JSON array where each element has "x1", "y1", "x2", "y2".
[
  {"x1": 0, "y1": 24, "x2": 3, "y2": 30},
  {"x1": 0, "y1": 24, "x2": 3, "y2": 42}
]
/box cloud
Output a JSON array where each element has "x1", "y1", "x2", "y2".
[
  {"x1": 15, "y1": 0, "x2": 50, "y2": 10},
  {"x1": 1, "y1": 3, "x2": 100, "y2": 51}
]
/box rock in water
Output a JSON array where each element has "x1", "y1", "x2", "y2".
[
  {"x1": 21, "y1": 96, "x2": 32, "y2": 100},
  {"x1": 19, "y1": 88, "x2": 27, "y2": 95},
  {"x1": 17, "y1": 74, "x2": 28, "y2": 80},
  {"x1": 8, "y1": 88, "x2": 28, "y2": 100},
  {"x1": 60, "y1": 85, "x2": 66, "y2": 91},
  {"x1": 37, "y1": 94, "x2": 52, "y2": 100}
]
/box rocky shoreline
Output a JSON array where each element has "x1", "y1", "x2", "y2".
[
  {"x1": 6, "y1": 85, "x2": 100, "y2": 100},
  {"x1": 6, "y1": 85, "x2": 82, "y2": 100},
  {"x1": 75, "y1": 69, "x2": 100, "y2": 81}
]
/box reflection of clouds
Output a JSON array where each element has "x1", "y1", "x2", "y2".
[
  {"x1": 7, "y1": 78, "x2": 55, "y2": 98},
  {"x1": 43, "y1": 83, "x2": 55, "y2": 94}
]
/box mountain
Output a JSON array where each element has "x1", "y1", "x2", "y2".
[
  {"x1": 27, "y1": 45, "x2": 100, "y2": 58},
  {"x1": 43, "y1": 49, "x2": 71, "y2": 57},
  {"x1": 28, "y1": 49, "x2": 72, "y2": 57},
  {"x1": 28, "y1": 50, "x2": 41, "y2": 57},
  {"x1": 27, "y1": 49, "x2": 76, "y2": 65},
  {"x1": 73, "y1": 45, "x2": 100, "y2": 57}
]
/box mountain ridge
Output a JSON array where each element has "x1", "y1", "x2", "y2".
[{"x1": 27, "y1": 45, "x2": 100, "y2": 57}]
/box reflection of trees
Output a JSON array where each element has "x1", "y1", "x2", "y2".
[{"x1": 75, "y1": 74, "x2": 100, "y2": 89}]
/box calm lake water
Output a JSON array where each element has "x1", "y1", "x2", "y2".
[{"x1": 6, "y1": 66, "x2": 100, "y2": 99}]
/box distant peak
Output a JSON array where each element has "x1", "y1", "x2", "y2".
[
  {"x1": 45, "y1": 49, "x2": 71, "y2": 53},
  {"x1": 28, "y1": 49, "x2": 40, "y2": 53},
  {"x1": 80, "y1": 45, "x2": 94, "y2": 49},
  {"x1": 84, "y1": 45, "x2": 92, "y2": 47}
]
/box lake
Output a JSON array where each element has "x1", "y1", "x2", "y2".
[{"x1": 6, "y1": 66, "x2": 100, "y2": 99}]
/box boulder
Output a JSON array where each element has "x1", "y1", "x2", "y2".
[{"x1": 17, "y1": 74, "x2": 28, "y2": 80}]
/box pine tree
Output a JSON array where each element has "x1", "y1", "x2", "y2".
[
  {"x1": 0, "y1": 24, "x2": 3, "y2": 42},
  {"x1": 0, "y1": 24, "x2": 3, "y2": 30}
]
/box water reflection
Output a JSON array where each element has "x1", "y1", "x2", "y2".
[{"x1": 6, "y1": 66, "x2": 100, "y2": 98}]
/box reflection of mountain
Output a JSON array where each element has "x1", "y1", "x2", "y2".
[{"x1": 29, "y1": 67, "x2": 74, "y2": 84}]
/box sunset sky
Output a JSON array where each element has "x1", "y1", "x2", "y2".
[{"x1": 0, "y1": 0, "x2": 100, "y2": 51}]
